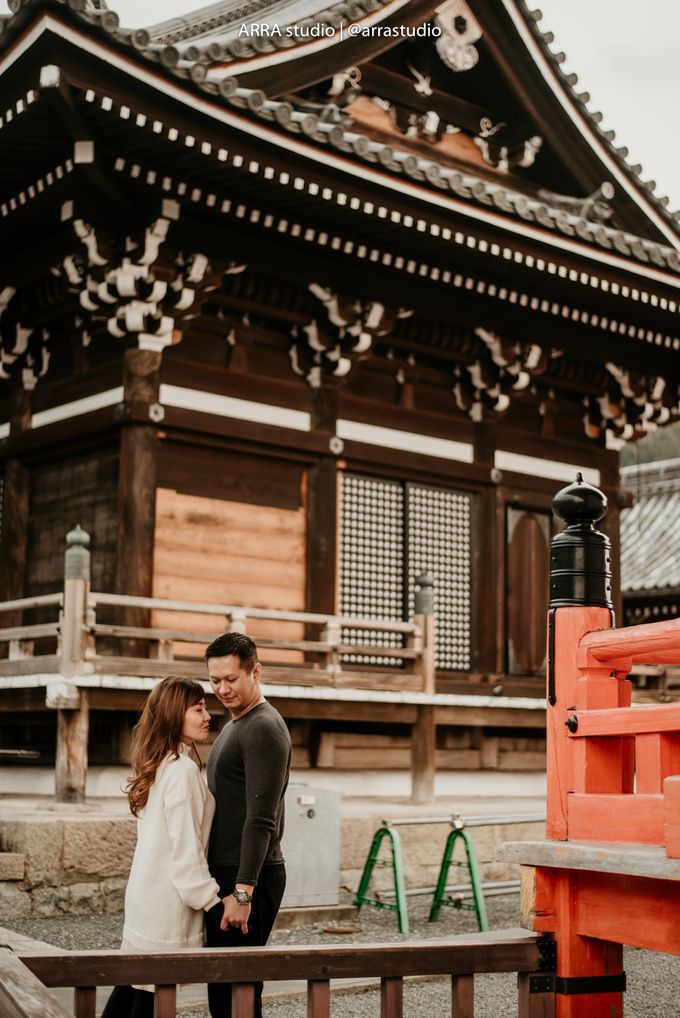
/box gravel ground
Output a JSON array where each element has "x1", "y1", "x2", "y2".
[{"x1": 5, "y1": 894, "x2": 680, "y2": 1016}]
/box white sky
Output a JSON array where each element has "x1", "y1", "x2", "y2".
[{"x1": 4, "y1": 0, "x2": 679, "y2": 210}]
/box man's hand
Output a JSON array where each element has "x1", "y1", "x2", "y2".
[{"x1": 220, "y1": 894, "x2": 251, "y2": 934}]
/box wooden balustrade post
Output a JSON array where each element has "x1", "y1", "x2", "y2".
[
  {"x1": 55, "y1": 525, "x2": 91, "y2": 804},
  {"x1": 541, "y1": 476, "x2": 623, "y2": 1018},
  {"x1": 411, "y1": 572, "x2": 436, "y2": 804},
  {"x1": 228, "y1": 609, "x2": 247, "y2": 634},
  {"x1": 322, "y1": 617, "x2": 340, "y2": 685}
]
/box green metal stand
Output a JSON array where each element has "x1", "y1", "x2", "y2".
[
  {"x1": 428, "y1": 826, "x2": 489, "y2": 930},
  {"x1": 353, "y1": 826, "x2": 410, "y2": 934}
]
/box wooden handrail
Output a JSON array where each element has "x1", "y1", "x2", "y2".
[
  {"x1": 0, "y1": 594, "x2": 62, "y2": 613},
  {"x1": 19, "y1": 930, "x2": 541, "y2": 984},
  {"x1": 88, "y1": 591, "x2": 418, "y2": 634},
  {"x1": 0, "y1": 623, "x2": 60, "y2": 643},
  {"x1": 566, "y1": 703, "x2": 680, "y2": 738},
  {"x1": 579, "y1": 618, "x2": 680, "y2": 668},
  {"x1": 5, "y1": 931, "x2": 548, "y2": 1018}
]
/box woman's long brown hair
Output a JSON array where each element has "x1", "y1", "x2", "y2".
[{"x1": 126, "y1": 675, "x2": 206, "y2": 817}]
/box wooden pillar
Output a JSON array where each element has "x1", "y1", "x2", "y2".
[
  {"x1": 0, "y1": 390, "x2": 32, "y2": 619},
  {"x1": 411, "y1": 573, "x2": 436, "y2": 804},
  {"x1": 306, "y1": 389, "x2": 339, "y2": 757},
  {"x1": 307, "y1": 386, "x2": 340, "y2": 614},
  {"x1": 115, "y1": 349, "x2": 161, "y2": 636},
  {"x1": 55, "y1": 525, "x2": 92, "y2": 803},
  {"x1": 472, "y1": 422, "x2": 502, "y2": 675},
  {"x1": 55, "y1": 690, "x2": 90, "y2": 803},
  {"x1": 306, "y1": 457, "x2": 338, "y2": 616}
]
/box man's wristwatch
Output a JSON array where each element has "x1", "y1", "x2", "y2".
[{"x1": 232, "y1": 888, "x2": 253, "y2": 905}]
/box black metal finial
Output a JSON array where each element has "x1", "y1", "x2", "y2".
[{"x1": 549, "y1": 474, "x2": 612, "y2": 609}]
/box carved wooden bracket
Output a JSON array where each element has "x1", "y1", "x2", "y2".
[
  {"x1": 453, "y1": 326, "x2": 550, "y2": 421},
  {"x1": 583, "y1": 362, "x2": 677, "y2": 446},
  {"x1": 289, "y1": 283, "x2": 412, "y2": 388},
  {"x1": 57, "y1": 199, "x2": 214, "y2": 356}
]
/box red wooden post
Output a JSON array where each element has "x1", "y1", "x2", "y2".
[
  {"x1": 153, "y1": 985, "x2": 176, "y2": 1018},
  {"x1": 380, "y1": 976, "x2": 403, "y2": 1018},
  {"x1": 74, "y1": 987, "x2": 96, "y2": 1018},
  {"x1": 232, "y1": 983, "x2": 255, "y2": 1018},
  {"x1": 307, "y1": 979, "x2": 330, "y2": 1018},
  {"x1": 543, "y1": 476, "x2": 624, "y2": 1018},
  {"x1": 451, "y1": 973, "x2": 474, "y2": 1017},
  {"x1": 664, "y1": 775, "x2": 680, "y2": 858}
]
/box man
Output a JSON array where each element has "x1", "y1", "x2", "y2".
[{"x1": 204, "y1": 632, "x2": 292, "y2": 1018}]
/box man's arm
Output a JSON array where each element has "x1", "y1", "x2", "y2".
[{"x1": 237, "y1": 716, "x2": 291, "y2": 886}]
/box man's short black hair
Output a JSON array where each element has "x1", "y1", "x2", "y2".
[{"x1": 205, "y1": 632, "x2": 259, "y2": 673}]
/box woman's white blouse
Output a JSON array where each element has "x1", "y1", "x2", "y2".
[{"x1": 122, "y1": 745, "x2": 221, "y2": 952}]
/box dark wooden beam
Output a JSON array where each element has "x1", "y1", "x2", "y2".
[
  {"x1": 40, "y1": 74, "x2": 132, "y2": 211},
  {"x1": 306, "y1": 456, "x2": 338, "y2": 618},
  {"x1": 472, "y1": 422, "x2": 502, "y2": 675},
  {"x1": 0, "y1": 391, "x2": 32, "y2": 619},
  {"x1": 114, "y1": 349, "x2": 161, "y2": 640},
  {"x1": 357, "y1": 63, "x2": 499, "y2": 137}
]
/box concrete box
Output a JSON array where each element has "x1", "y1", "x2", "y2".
[{"x1": 280, "y1": 784, "x2": 341, "y2": 907}]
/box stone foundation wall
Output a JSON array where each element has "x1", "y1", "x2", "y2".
[
  {"x1": 0, "y1": 815, "x2": 136, "y2": 919},
  {"x1": 0, "y1": 810, "x2": 541, "y2": 919}
]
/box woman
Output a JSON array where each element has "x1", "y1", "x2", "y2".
[{"x1": 102, "y1": 676, "x2": 223, "y2": 1018}]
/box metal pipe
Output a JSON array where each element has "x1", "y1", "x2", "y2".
[{"x1": 383, "y1": 813, "x2": 545, "y2": 827}]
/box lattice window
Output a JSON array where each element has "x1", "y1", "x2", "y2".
[
  {"x1": 339, "y1": 473, "x2": 473, "y2": 671},
  {"x1": 407, "y1": 485, "x2": 472, "y2": 671},
  {"x1": 339, "y1": 475, "x2": 405, "y2": 666}
]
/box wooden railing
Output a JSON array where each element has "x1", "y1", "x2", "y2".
[
  {"x1": 564, "y1": 617, "x2": 680, "y2": 852},
  {"x1": 1, "y1": 930, "x2": 552, "y2": 1018},
  {"x1": 0, "y1": 527, "x2": 437, "y2": 803},
  {"x1": 0, "y1": 526, "x2": 430, "y2": 693},
  {"x1": 502, "y1": 476, "x2": 680, "y2": 1017}
]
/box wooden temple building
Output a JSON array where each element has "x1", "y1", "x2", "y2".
[{"x1": 1, "y1": 0, "x2": 680, "y2": 788}]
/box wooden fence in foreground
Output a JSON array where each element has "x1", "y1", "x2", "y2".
[{"x1": 0, "y1": 931, "x2": 555, "y2": 1018}]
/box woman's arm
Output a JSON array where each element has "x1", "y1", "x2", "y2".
[{"x1": 163, "y1": 761, "x2": 222, "y2": 912}]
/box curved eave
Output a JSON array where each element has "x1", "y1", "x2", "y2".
[
  {"x1": 501, "y1": 0, "x2": 680, "y2": 250},
  {"x1": 2, "y1": 11, "x2": 680, "y2": 308}
]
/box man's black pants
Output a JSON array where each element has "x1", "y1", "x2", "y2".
[{"x1": 206, "y1": 863, "x2": 286, "y2": 1018}]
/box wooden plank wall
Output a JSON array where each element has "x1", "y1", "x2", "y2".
[{"x1": 152, "y1": 488, "x2": 307, "y2": 661}]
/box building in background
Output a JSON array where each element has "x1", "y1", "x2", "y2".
[{"x1": 1, "y1": 0, "x2": 680, "y2": 777}]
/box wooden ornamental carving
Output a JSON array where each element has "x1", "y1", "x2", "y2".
[
  {"x1": 474, "y1": 120, "x2": 543, "y2": 173},
  {"x1": 289, "y1": 283, "x2": 412, "y2": 387},
  {"x1": 453, "y1": 326, "x2": 550, "y2": 421},
  {"x1": 583, "y1": 363, "x2": 678, "y2": 445},
  {"x1": 57, "y1": 199, "x2": 214, "y2": 357},
  {"x1": 434, "y1": 0, "x2": 482, "y2": 73},
  {"x1": 0, "y1": 285, "x2": 50, "y2": 390}
]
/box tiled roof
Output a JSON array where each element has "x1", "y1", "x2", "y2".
[
  {"x1": 148, "y1": 0, "x2": 391, "y2": 49},
  {"x1": 217, "y1": 86, "x2": 680, "y2": 273},
  {"x1": 620, "y1": 459, "x2": 680, "y2": 593},
  {"x1": 2, "y1": 0, "x2": 679, "y2": 274},
  {"x1": 518, "y1": 1, "x2": 680, "y2": 242}
]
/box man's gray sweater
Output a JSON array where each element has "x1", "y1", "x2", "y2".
[{"x1": 206, "y1": 701, "x2": 292, "y2": 886}]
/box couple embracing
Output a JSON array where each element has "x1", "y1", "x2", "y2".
[{"x1": 102, "y1": 632, "x2": 292, "y2": 1018}]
